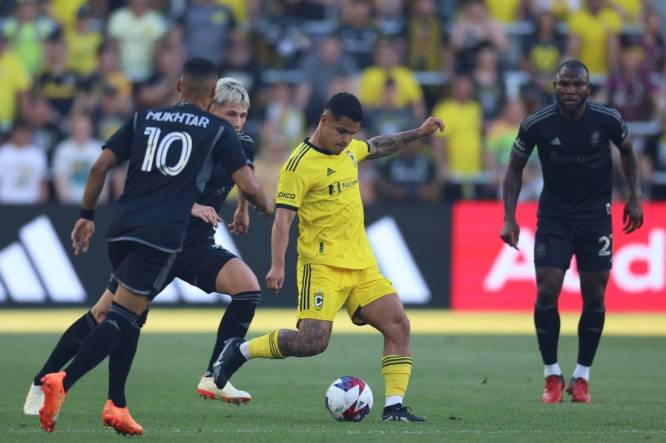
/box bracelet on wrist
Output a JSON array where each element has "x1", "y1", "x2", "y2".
[{"x1": 80, "y1": 208, "x2": 96, "y2": 221}]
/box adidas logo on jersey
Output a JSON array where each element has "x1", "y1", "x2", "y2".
[
  {"x1": 550, "y1": 137, "x2": 562, "y2": 146},
  {"x1": 327, "y1": 168, "x2": 336, "y2": 176}
]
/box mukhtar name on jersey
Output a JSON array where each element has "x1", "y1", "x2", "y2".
[{"x1": 146, "y1": 111, "x2": 210, "y2": 128}]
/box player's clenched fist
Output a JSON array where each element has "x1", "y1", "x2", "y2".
[
  {"x1": 418, "y1": 117, "x2": 444, "y2": 136},
  {"x1": 266, "y1": 266, "x2": 285, "y2": 293}
]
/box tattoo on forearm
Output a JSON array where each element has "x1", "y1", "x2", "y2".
[
  {"x1": 366, "y1": 128, "x2": 422, "y2": 160},
  {"x1": 277, "y1": 320, "x2": 332, "y2": 357}
]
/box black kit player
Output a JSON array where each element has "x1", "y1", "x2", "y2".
[
  {"x1": 500, "y1": 60, "x2": 644, "y2": 403},
  {"x1": 36, "y1": 59, "x2": 273, "y2": 434},
  {"x1": 24, "y1": 78, "x2": 266, "y2": 427}
]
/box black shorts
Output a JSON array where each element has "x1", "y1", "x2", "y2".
[
  {"x1": 108, "y1": 241, "x2": 177, "y2": 300},
  {"x1": 108, "y1": 243, "x2": 237, "y2": 295},
  {"x1": 534, "y1": 217, "x2": 613, "y2": 271}
]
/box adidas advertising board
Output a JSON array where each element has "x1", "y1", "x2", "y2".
[{"x1": 0, "y1": 204, "x2": 451, "y2": 307}]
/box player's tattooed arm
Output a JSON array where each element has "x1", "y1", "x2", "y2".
[
  {"x1": 365, "y1": 116, "x2": 444, "y2": 161},
  {"x1": 277, "y1": 319, "x2": 333, "y2": 357}
]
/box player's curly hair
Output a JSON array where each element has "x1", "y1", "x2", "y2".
[
  {"x1": 213, "y1": 77, "x2": 250, "y2": 108},
  {"x1": 325, "y1": 92, "x2": 363, "y2": 123}
]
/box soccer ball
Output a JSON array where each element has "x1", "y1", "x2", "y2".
[{"x1": 325, "y1": 376, "x2": 373, "y2": 422}]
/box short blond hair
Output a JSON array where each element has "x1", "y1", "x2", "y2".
[{"x1": 213, "y1": 77, "x2": 250, "y2": 107}]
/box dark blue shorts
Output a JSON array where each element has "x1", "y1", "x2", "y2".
[
  {"x1": 108, "y1": 243, "x2": 237, "y2": 295},
  {"x1": 107, "y1": 241, "x2": 177, "y2": 300},
  {"x1": 534, "y1": 217, "x2": 613, "y2": 271}
]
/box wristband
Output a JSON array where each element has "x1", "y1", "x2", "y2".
[{"x1": 80, "y1": 208, "x2": 96, "y2": 221}]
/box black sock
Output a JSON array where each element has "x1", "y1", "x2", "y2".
[
  {"x1": 206, "y1": 291, "x2": 260, "y2": 374},
  {"x1": 63, "y1": 303, "x2": 139, "y2": 392},
  {"x1": 34, "y1": 311, "x2": 98, "y2": 385},
  {"x1": 577, "y1": 306, "x2": 605, "y2": 367},
  {"x1": 108, "y1": 308, "x2": 146, "y2": 407},
  {"x1": 534, "y1": 304, "x2": 560, "y2": 365}
]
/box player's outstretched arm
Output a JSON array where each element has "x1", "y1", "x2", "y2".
[
  {"x1": 500, "y1": 152, "x2": 528, "y2": 250},
  {"x1": 266, "y1": 208, "x2": 296, "y2": 293},
  {"x1": 228, "y1": 192, "x2": 250, "y2": 235},
  {"x1": 71, "y1": 149, "x2": 119, "y2": 255},
  {"x1": 616, "y1": 139, "x2": 644, "y2": 233},
  {"x1": 231, "y1": 165, "x2": 275, "y2": 216},
  {"x1": 364, "y1": 117, "x2": 444, "y2": 161}
]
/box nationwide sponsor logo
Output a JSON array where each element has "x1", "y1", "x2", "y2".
[
  {"x1": 277, "y1": 191, "x2": 296, "y2": 200},
  {"x1": 0, "y1": 216, "x2": 85, "y2": 303},
  {"x1": 328, "y1": 179, "x2": 358, "y2": 196}
]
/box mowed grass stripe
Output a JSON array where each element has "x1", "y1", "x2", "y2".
[{"x1": 1, "y1": 309, "x2": 665, "y2": 336}]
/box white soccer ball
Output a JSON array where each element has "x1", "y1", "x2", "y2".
[{"x1": 325, "y1": 376, "x2": 373, "y2": 422}]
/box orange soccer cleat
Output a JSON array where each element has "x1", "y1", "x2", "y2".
[
  {"x1": 101, "y1": 400, "x2": 144, "y2": 436},
  {"x1": 39, "y1": 372, "x2": 67, "y2": 432},
  {"x1": 541, "y1": 374, "x2": 565, "y2": 403},
  {"x1": 567, "y1": 377, "x2": 592, "y2": 403}
]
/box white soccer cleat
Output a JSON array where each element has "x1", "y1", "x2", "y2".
[
  {"x1": 23, "y1": 383, "x2": 44, "y2": 415},
  {"x1": 196, "y1": 374, "x2": 251, "y2": 405}
]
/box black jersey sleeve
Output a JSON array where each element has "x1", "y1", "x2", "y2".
[
  {"x1": 213, "y1": 126, "x2": 247, "y2": 175},
  {"x1": 609, "y1": 110, "x2": 630, "y2": 146},
  {"x1": 102, "y1": 114, "x2": 136, "y2": 162},
  {"x1": 512, "y1": 120, "x2": 538, "y2": 158},
  {"x1": 240, "y1": 133, "x2": 255, "y2": 167}
]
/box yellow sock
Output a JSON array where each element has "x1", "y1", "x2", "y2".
[
  {"x1": 381, "y1": 355, "x2": 413, "y2": 399},
  {"x1": 246, "y1": 330, "x2": 284, "y2": 359}
]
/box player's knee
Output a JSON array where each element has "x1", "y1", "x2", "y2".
[
  {"x1": 299, "y1": 332, "x2": 330, "y2": 356},
  {"x1": 536, "y1": 283, "x2": 559, "y2": 306}
]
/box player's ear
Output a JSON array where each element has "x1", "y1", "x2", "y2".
[{"x1": 176, "y1": 77, "x2": 182, "y2": 94}]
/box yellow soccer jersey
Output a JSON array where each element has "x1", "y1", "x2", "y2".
[{"x1": 275, "y1": 138, "x2": 376, "y2": 269}]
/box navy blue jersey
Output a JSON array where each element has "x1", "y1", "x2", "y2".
[
  {"x1": 512, "y1": 102, "x2": 629, "y2": 223},
  {"x1": 104, "y1": 103, "x2": 247, "y2": 252},
  {"x1": 183, "y1": 132, "x2": 255, "y2": 246}
]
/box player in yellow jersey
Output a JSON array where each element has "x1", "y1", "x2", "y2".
[{"x1": 214, "y1": 92, "x2": 443, "y2": 422}]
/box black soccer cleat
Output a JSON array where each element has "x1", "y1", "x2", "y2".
[
  {"x1": 379, "y1": 404, "x2": 426, "y2": 422},
  {"x1": 212, "y1": 337, "x2": 247, "y2": 389}
]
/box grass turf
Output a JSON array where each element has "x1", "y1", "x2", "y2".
[{"x1": 1, "y1": 333, "x2": 665, "y2": 442}]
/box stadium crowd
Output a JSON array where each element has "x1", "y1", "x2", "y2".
[{"x1": 1, "y1": 0, "x2": 666, "y2": 206}]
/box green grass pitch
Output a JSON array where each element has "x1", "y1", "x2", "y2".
[{"x1": 2, "y1": 333, "x2": 665, "y2": 442}]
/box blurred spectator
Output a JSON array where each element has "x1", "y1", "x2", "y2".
[
  {"x1": 34, "y1": 35, "x2": 80, "y2": 121},
  {"x1": 643, "y1": 112, "x2": 666, "y2": 199},
  {"x1": 252, "y1": 131, "x2": 289, "y2": 199},
  {"x1": 64, "y1": 5, "x2": 102, "y2": 80},
  {"x1": 638, "y1": 8, "x2": 666, "y2": 74},
  {"x1": 366, "y1": 78, "x2": 415, "y2": 136},
  {"x1": 358, "y1": 38, "x2": 425, "y2": 122},
  {"x1": 566, "y1": 0, "x2": 621, "y2": 76},
  {"x1": 609, "y1": 0, "x2": 643, "y2": 24},
  {"x1": 406, "y1": 0, "x2": 445, "y2": 71},
  {"x1": 449, "y1": 0, "x2": 509, "y2": 73},
  {"x1": 297, "y1": 35, "x2": 359, "y2": 127},
  {"x1": 376, "y1": 140, "x2": 438, "y2": 203},
  {"x1": 263, "y1": 82, "x2": 305, "y2": 146},
  {"x1": 335, "y1": 0, "x2": 379, "y2": 69},
  {"x1": 521, "y1": 11, "x2": 565, "y2": 107},
  {"x1": 217, "y1": 0, "x2": 261, "y2": 27},
  {"x1": 0, "y1": 33, "x2": 31, "y2": 134},
  {"x1": 52, "y1": 114, "x2": 105, "y2": 204},
  {"x1": 92, "y1": 85, "x2": 130, "y2": 142},
  {"x1": 432, "y1": 74, "x2": 486, "y2": 200},
  {"x1": 48, "y1": 0, "x2": 87, "y2": 30},
  {"x1": 107, "y1": 0, "x2": 167, "y2": 83},
  {"x1": 373, "y1": 0, "x2": 406, "y2": 36},
  {"x1": 26, "y1": 95, "x2": 63, "y2": 153},
  {"x1": 218, "y1": 30, "x2": 263, "y2": 116},
  {"x1": 0, "y1": 120, "x2": 48, "y2": 204},
  {"x1": 473, "y1": 44, "x2": 506, "y2": 122},
  {"x1": 605, "y1": 46, "x2": 657, "y2": 122},
  {"x1": 181, "y1": 0, "x2": 235, "y2": 65},
  {"x1": 484, "y1": 0, "x2": 529, "y2": 23},
  {"x1": 2, "y1": 0, "x2": 55, "y2": 75},
  {"x1": 485, "y1": 99, "x2": 525, "y2": 194},
  {"x1": 137, "y1": 43, "x2": 185, "y2": 109}
]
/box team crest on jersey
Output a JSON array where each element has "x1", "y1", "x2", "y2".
[
  {"x1": 314, "y1": 291, "x2": 324, "y2": 310},
  {"x1": 345, "y1": 150, "x2": 357, "y2": 167},
  {"x1": 590, "y1": 131, "x2": 601, "y2": 147}
]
